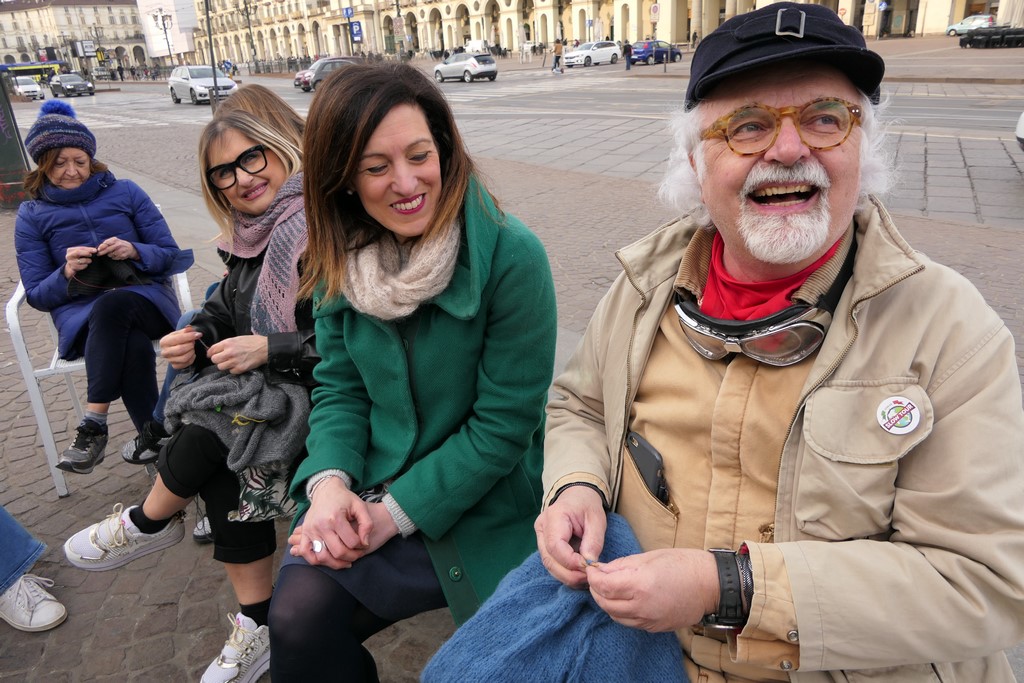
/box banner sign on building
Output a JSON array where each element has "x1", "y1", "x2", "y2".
[{"x1": 76, "y1": 40, "x2": 96, "y2": 58}]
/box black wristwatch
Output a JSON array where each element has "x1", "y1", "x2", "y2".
[{"x1": 700, "y1": 548, "x2": 748, "y2": 630}]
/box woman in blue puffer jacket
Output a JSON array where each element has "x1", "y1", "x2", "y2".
[{"x1": 14, "y1": 100, "x2": 192, "y2": 475}]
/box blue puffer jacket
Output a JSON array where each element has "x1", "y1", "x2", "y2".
[{"x1": 15, "y1": 170, "x2": 193, "y2": 359}]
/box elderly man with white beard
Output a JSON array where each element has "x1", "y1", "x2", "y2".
[{"x1": 535, "y1": 3, "x2": 1024, "y2": 681}]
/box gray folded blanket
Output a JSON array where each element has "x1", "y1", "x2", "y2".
[{"x1": 165, "y1": 367, "x2": 310, "y2": 472}]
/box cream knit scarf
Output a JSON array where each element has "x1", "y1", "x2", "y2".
[{"x1": 343, "y1": 221, "x2": 462, "y2": 321}]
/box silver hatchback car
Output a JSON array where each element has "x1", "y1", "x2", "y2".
[
  {"x1": 168, "y1": 66, "x2": 237, "y2": 105},
  {"x1": 13, "y1": 76, "x2": 45, "y2": 100},
  {"x1": 433, "y1": 52, "x2": 498, "y2": 83}
]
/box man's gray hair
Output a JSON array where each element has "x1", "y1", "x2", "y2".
[{"x1": 657, "y1": 93, "x2": 895, "y2": 225}]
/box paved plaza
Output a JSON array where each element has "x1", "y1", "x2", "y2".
[{"x1": 1, "y1": 35, "x2": 1023, "y2": 681}]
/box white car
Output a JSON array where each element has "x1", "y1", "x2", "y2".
[
  {"x1": 946, "y1": 14, "x2": 994, "y2": 35},
  {"x1": 564, "y1": 41, "x2": 621, "y2": 67},
  {"x1": 12, "y1": 76, "x2": 45, "y2": 100},
  {"x1": 433, "y1": 53, "x2": 498, "y2": 83},
  {"x1": 1016, "y1": 112, "x2": 1024, "y2": 152},
  {"x1": 168, "y1": 66, "x2": 237, "y2": 105}
]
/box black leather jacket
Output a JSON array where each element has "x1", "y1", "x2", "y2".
[{"x1": 189, "y1": 249, "x2": 318, "y2": 385}]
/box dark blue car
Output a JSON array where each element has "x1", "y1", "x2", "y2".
[{"x1": 630, "y1": 40, "x2": 683, "y2": 65}]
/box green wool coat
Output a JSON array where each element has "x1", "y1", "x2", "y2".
[{"x1": 291, "y1": 183, "x2": 558, "y2": 624}]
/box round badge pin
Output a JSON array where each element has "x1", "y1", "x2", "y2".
[{"x1": 877, "y1": 396, "x2": 920, "y2": 435}]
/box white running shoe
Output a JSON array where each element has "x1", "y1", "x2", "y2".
[
  {"x1": 0, "y1": 574, "x2": 67, "y2": 632},
  {"x1": 193, "y1": 515, "x2": 213, "y2": 544},
  {"x1": 201, "y1": 612, "x2": 271, "y2": 683},
  {"x1": 63, "y1": 503, "x2": 185, "y2": 571}
]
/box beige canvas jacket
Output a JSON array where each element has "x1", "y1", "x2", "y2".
[{"x1": 544, "y1": 198, "x2": 1024, "y2": 681}]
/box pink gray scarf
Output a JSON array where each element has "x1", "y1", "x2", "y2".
[{"x1": 222, "y1": 173, "x2": 306, "y2": 334}]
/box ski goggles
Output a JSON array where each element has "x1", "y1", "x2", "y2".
[
  {"x1": 674, "y1": 298, "x2": 831, "y2": 366},
  {"x1": 674, "y1": 237, "x2": 856, "y2": 367}
]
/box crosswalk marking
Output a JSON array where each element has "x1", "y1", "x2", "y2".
[
  {"x1": 15, "y1": 69, "x2": 626, "y2": 131},
  {"x1": 439, "y1": 69, "x2": 621, "y2": 103}
]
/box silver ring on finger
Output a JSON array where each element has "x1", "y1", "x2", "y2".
[{"x1": 312, "y1": 539, "x2": 324, "y2": 553}]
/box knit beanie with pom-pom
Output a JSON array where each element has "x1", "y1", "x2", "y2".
[{"x1": 24, "y1": 100, "x2": 97, "y2": 163}]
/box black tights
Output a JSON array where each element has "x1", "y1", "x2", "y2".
[{"x1": 269, "y1": 564, "x2": 392, "y2": 682}]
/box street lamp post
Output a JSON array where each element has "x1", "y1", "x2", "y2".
[
  {"x1": 237, "y1": 0, "x2": 259, "y2": 73},
  {"x1": 204, "y1": 0, "x2": 222, "y2": 112},
  {"x1": 152, "y1": 8, "x2": 175, "y2": 69},
  {"x1": 393, "y1": 0, "x2": 405, "y2": 56},
  {"x1": 90, "y1": 26, "x2": 104, "y2": 78},
  {"x1": 60, "y1": 31, "x2": 78, "y2": 73}
]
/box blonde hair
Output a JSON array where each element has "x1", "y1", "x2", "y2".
[
  {"x1": 198, "y1": 111, "x2": 303, "y2": 241},
  {"x1": 215, "y1": 84, "x2": 305, "y2": 146}
]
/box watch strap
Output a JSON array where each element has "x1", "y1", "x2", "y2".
[
  {"x1": 738, "y1": 543, "x2": 754, "y2": 614},
  {"x1": 701, "y1": 548, "x2": 747, "y2": 630}
]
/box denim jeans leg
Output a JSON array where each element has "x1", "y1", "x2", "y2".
[
  {"x1": 0, "y1": 505, "x2": 45, "y2": 594},
  {"x1": 153, "y1": 308, "x2": 199, "y2": 425}
]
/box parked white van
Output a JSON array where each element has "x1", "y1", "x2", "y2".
[{"x1": 464, "y1": 39, "x2": 491, "y2": 53}]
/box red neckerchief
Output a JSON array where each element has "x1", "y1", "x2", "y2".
[{"x1": 701, "y1": 233, "x2": 841, "y2": 321}]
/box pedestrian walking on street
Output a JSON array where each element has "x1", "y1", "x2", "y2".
[
  {"x1": 117, "y1": 65, "x2": 124, "y2": 81},
  {"x1": 623, "y1": 40, "x2": 632, "y2": 70},
  {"x1": 63, "y1": 104, "x2": 314, "y2": 683},
  {"x1": 14, "y1": 100, "x2": 192, "y2": 475},
  {"x1": 552, "y1": 40, "x2": 564, "y2": 73},
  {"x1": 0, "y1": 504, "x2": 67, "y2": 633},
  {"x1": 268, "y1": 61, "x2": 557, "y2": 682}
]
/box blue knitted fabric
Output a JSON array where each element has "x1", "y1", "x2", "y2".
[{"x1": 422, "y1": 513, "x2": 689, "y2": 683}]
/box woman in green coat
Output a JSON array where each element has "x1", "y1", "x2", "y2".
[{"x1": 268, "y1": 62, "x2": 558, "y2": 681}]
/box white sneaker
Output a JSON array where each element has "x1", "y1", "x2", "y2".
[
  {"x1": 0, "y1": 574, "x2": 67, "y2": 632},
  {"x1": 201, "y1": 612, "x2": 271, "y2": 683},
  {"x1": 193, "y1": 515, "x2": 213, "y2": 544},
  {"x1": 63, "y1": 503, "x2": 185, "y2": 571}
]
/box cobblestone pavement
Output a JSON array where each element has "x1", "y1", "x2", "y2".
[{"x1": 1, "y1": 37, "x2": 1023, "y2": 681}]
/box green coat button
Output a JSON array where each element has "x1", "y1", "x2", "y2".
[{"x1": 448, "y1": 566, "x2": 463, "y2": 581}]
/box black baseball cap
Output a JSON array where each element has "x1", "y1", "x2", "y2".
[{"x1": 685, "y1": 2, "x2": 885, "y2": 108}]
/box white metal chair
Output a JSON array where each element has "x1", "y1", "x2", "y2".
[{"x1": 5, "y1": 273, "x2": 193, "y2": 497}]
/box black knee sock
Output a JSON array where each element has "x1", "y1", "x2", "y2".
[
  {"x1": 128, "y1": 505, "x2": 171, "y2": 535},
  {"x1": 241, "y1": 597, "x2": 271, "y2": 628}
]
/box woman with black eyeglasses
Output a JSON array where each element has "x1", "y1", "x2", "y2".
[{"x1": 63, "y1": 108, "x2": 316, "y2": 683}]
